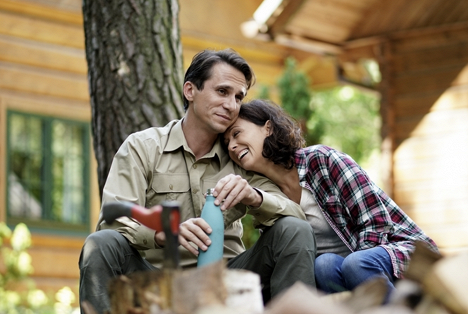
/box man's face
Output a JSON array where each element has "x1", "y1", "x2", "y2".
[{"x1": 184, "y1": 62, "x2": 247, "y2": 134}]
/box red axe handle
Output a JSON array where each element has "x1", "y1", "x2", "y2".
[
  {"x1": 102, "y1": 201, "x2": 163, "y2": 231},
  {"x1": 102, "y1": 201, "x2": 181, "y2": 269}
]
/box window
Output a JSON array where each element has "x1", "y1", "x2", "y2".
[{"x1": 7, "y1": 111, "x2": 90, "y2": 234}]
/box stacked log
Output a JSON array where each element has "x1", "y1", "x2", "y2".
[{"x1": 82, "y1": 242, "x2": 468, "y2": 314}]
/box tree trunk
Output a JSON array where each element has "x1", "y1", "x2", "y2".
[{"x1": 82, "y1": 0, "x2": 185, "y2": 198}]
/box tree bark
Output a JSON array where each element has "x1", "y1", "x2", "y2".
[{"x1": 82, "y1": 0, "x2": 185, "y2": 198}]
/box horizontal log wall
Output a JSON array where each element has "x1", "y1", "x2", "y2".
[
  {"x1": 0, "y1": 1, "x2": 99, "y2": 300},
  {"x1": 389, "y1": 25, "x2": 468, "y2": 254}
]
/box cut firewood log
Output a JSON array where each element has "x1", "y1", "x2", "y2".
[
  {"x1": 415, "y1": 295, "x2": 452, "y2": 314},
  {"x1": 421, "y1": 252, "x2": 468, "y2": 314},
  {"x1": 107, "y1": 260, "x2": 264, "y2": 314},
  {"x1": 388, "y1": 279, "x2": 423, "y2": 309},
  {"x1": 223, "y1": 268, "x2": 264, "y2": 314},
  {"x1": 264, "y1": 281, "x2": 353, "y2": 314},
  {"x1": 359, "y1": 305, "x2": 415, "y2": 314},
  {"x1": 404, "y1": 241, "x2": 442, "y2": 283},
  {"x1": 108, "y1": 270, "x2": 166, "y2": 314},
  {"x1": 172, "y1": 262, "x2": 227, "y2": 314},
  {"x1": 341, "y1": 276, "x2": 388, "y2": 313}
]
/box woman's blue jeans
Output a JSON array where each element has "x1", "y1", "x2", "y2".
[{"x1": 315, "y1": 246, "x2": 396, "y2": 302}]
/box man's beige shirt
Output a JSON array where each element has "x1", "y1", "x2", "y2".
[{"x1": 97, "y1": 119, "x2": 305, "y2": 267}]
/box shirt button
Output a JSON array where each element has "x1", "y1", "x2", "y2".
[
  {"x1": 192, "y1": 189, "x2": 198, "y2": 194},
  {"x1": 193, "y1": 164, "x2": 198, "y2": 169},
  {"x1": 169, "y1": 184, "x2": 173, "y2": 190},
  {"x1": 143, "y1": 239, "x2": 148, "y2": 245}
]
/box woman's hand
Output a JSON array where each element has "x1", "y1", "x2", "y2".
[{"x1": 213, "y1": 174, "x2": 262, "y2": 210}]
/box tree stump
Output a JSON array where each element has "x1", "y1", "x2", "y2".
[{"x1": 107, "y1": 260, "x2": 263, "y2": 314}]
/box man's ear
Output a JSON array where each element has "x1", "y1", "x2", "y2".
[
  {"x1": 183, "y1": 81, "x2": 194, "y2": 101},
  {"x1": 265, "y1": 120, "x2": 272, "y2": 136}
]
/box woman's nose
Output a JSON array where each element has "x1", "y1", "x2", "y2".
[{"x1": 229, "y1": 141, "x2": 237, "y2": 151}]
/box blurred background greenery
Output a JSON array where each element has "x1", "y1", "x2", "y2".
[{"x1": 0, "y1": 222, "x2": 78, "y2": 314}]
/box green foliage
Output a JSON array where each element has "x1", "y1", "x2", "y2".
[
  {"x1": 308, "y1": 86, "x2": 381, "y2": 165},
  {"x1": 256, "y1": 84, "x2": 271, "y2": 100},
  {"x1": 0, "y1": 222, "x2": 78, "y2": 314},
  {"x1": 277, "y1": 57, "x2": 312, "y2": 120},
  {"x1": 1, "y1": 223, "x2": 33, "y2": 288},
  {"x1": 241, "y1": 215, "x2": 260, "y2": 249},
  {"x1": 277, "y1": 57, "x2": 324, "y2": 146}
]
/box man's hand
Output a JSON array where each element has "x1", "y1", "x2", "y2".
[
  {"x1": 154, "y1": 230, "x2": 166, "y2": 247},
  {"x1": 213, "y1": 174, "x2": 262, "y2": 210},
  {"x1": 178, "y1": 217, "x2": 212, "y2": 256},
  {"x1": 154, "y1": 217, "x2": 212, "y2": 256}
]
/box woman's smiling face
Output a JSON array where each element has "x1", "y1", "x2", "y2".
[{"x1": 224, "y1": 118, "x2": 270, "y2": 172}]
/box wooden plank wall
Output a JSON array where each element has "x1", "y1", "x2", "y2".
[
  {"x1": 388, "y1": 25, "x2": 468, "y2": 255},
  {"x1": 0, "y1": 0, "x2": 100, "y2": 299}
]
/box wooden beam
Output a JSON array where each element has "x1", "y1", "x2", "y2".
[
  {"x1": 0, "y1": 10, "x2": 84, "y2": 49},
  {"x1": 0, "y1": 0, "x2": 83, "y2": 26},
  {"x1": 29, "y1": 247, "x2": 80, "y2": 278},
  {"x1": 274, "y1": 34, "x2": 343, "y2": 55},
  {"x1": 0, "y1": 34, "x2": 87, "y2": 74},
  {"x1": 181, "y1": 35, "x2": 285, "y2": 66},
  {"x1": 393, "y1": 27, "x2": 468, "y2": 54},
  {"x1": 376, "y1": 40, "x2": 395, "y2": 197},
  {"x1": 0, "y1": 88, "x2": 90, "y2": 120},
  {"x1": 0, "y1": 98, "x2": 5, "y2": 224},
  {"x1": 267, "y1": 0, "x2": 308, "y2": 37},
  {"x1": 390, "y1": 20, "x2": 468, "y2": 40},
  {"x1": 344, "y1": 21, "x2": 468, "y2": 50},
  {"x1": 394, "y1": 66, "x2": 468, "y2": 96},
  {"x1": 0, "y1": 62, "x2": 88, "y2": 101}
]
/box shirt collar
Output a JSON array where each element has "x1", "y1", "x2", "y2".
[
  {"x1": 164, "y1": 118, "x2": 225, "y2": 160},
  {"x1": 164, "y1": 119, "x2": 186, "y2": 152}
]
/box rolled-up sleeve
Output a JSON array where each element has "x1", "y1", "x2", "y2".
[
  {"x1": 97, "y1": 132, "x2": 159, "y2": 250},
  {"x1": 246, "y1": 173, "x2": 306, "y2": 227}
]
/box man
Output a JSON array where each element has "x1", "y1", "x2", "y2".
[{"x1": 79, "y1": 49, "x2": 316, "y2": 314}]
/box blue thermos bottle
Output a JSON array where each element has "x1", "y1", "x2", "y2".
[{"x1": 197, "y1": 188, "x2": 224, "y2": 267}]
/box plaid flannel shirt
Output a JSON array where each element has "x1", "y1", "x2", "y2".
[{"x1": 295, "y1": 145, "x2": 439, "y2": 278}]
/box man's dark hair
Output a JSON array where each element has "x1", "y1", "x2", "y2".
[
  {"x1": 232, "y1": 99, "x2": 305, "y2": 169},
  {"x1": 183, "y1": 48, "x2": 256, "y2": 110}
]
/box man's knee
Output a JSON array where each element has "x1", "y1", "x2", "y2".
[
  {"x1": 274, "y1": 216, "x2": 314, "y2": 237},
  {"x1": 266, "y1": 216, "x2": 315, "y2": 249},
  {"x1": 80, "y1": 230, "x2": 128, "y2": 267}
]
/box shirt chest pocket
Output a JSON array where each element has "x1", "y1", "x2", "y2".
[{"x1": 149, "y1": 173, "x2": 191, "y2": 205}]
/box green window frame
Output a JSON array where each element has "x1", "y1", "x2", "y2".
[{"x1": 6, "y1": 110, "x2": 90, "y2": 235}]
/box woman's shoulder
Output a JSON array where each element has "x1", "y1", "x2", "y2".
[
  {"x1": 296, "y1": 144, "x2": 336, "y2": 157},
  {"x1": 296, "y1": 145, "x2": 356, "y2": 166}
]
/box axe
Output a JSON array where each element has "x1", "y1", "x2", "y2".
[{"x1": 102, "y1": 201, "x2": 181, "y2": 269}]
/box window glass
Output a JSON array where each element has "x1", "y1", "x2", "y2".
[
  {"x1": 51, "y1": 120, "x2": 86, "y2": 224},
  {"x1": 7, "y1": 111, "x2": 90, "y2": 233},
  {"x1": 9, "y1": 114, "x2": 43, "y2": 219}
]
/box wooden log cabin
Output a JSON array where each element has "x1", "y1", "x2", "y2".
[{"x1": 1, "y1": 0, "x2": 467, "y2": 306}]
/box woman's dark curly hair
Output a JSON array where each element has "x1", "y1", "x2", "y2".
[{"x1": 234, "y1": 99, "x2": 305, "y2": 169}]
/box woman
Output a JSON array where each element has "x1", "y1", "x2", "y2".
[{"x1": 223, "y1": 99, "x2": 439, "y2": 300}]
